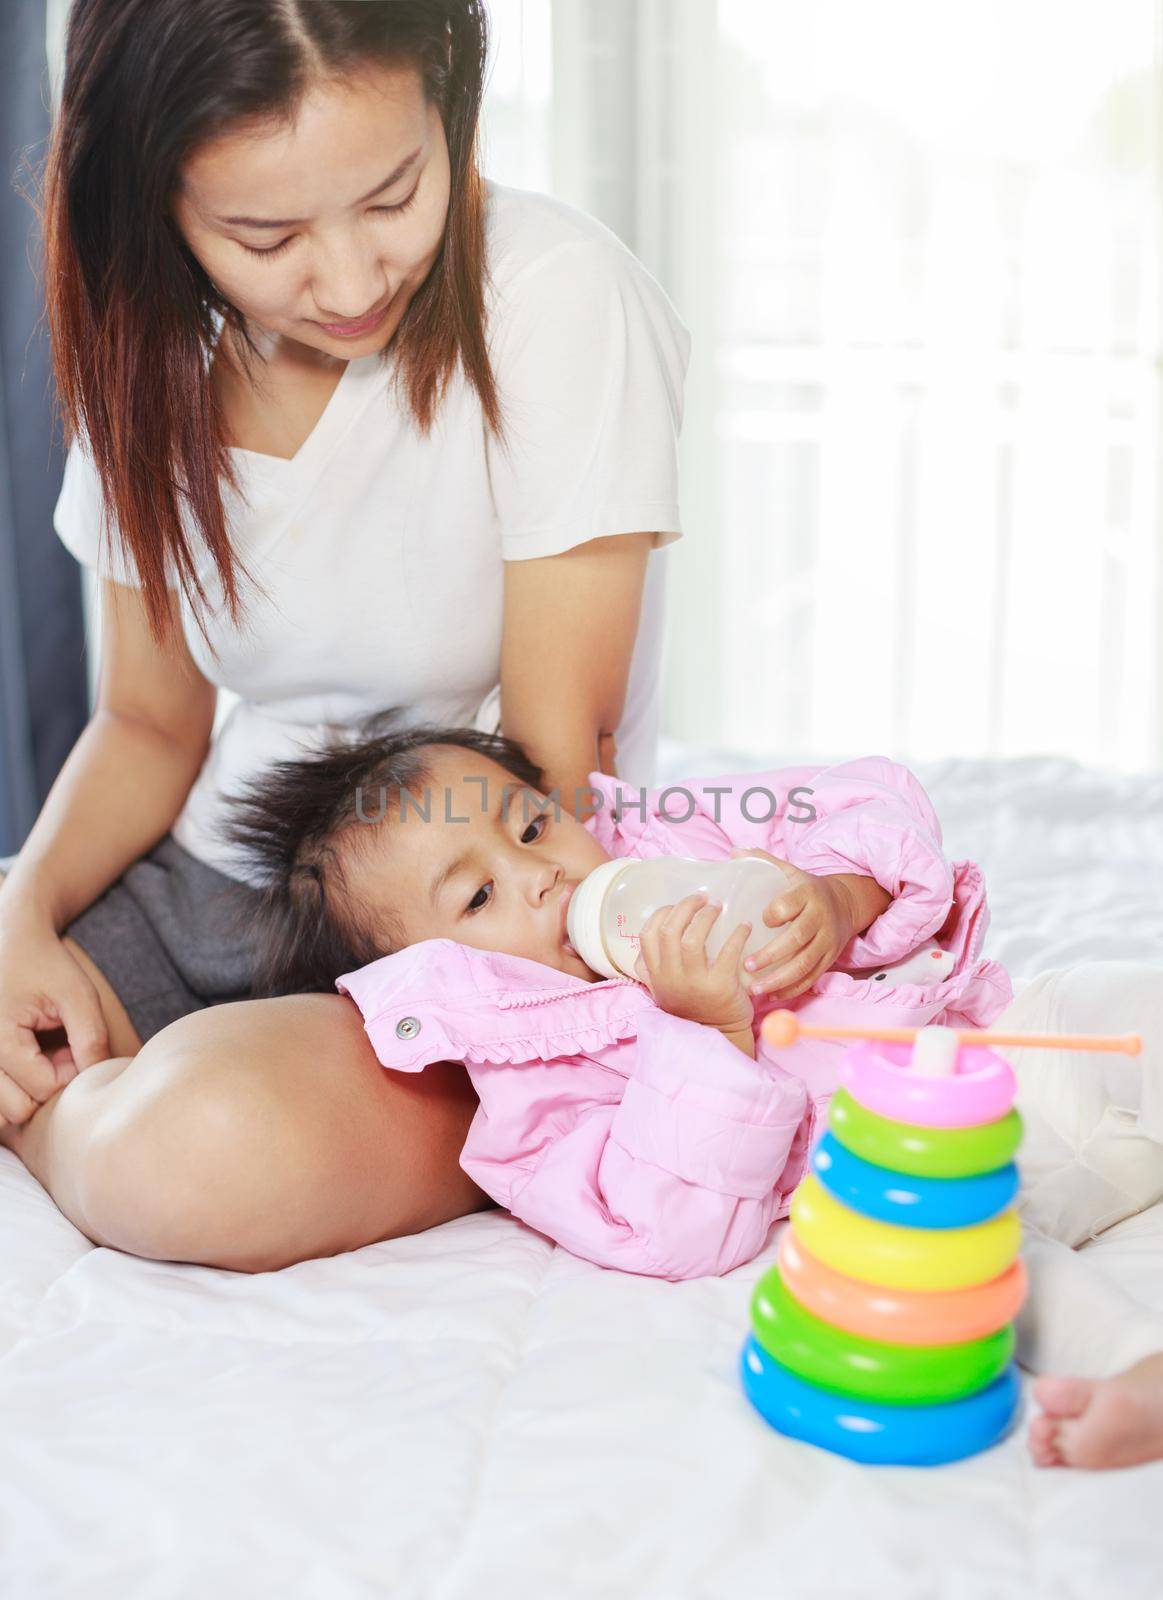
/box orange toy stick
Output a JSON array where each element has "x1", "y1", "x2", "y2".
[{"x1": 760, "y1": 1010, "x2": 1142, "y2": 1056}]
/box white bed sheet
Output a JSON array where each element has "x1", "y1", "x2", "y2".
[{"x1": 3, "y1": 747, "x2": 1163, "y2": 1599}]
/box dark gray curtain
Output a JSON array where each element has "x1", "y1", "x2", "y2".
[{"x1": 0, "y1": 1, "x2": 87, "y2": 857}]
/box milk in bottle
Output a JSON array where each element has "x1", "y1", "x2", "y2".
[{"x1": 565, "y1": 855, "x2": 791, "y2": 981}]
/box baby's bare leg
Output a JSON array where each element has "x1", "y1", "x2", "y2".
[
  {"x1": 1023, "y1": 1220, "x2": 1163, "y2": 1468},
  {"x1": 1031, "y1": 1354, "x2": 1163, "y2": 1470},
  {"x1": 1000, "y1": 961, "x2": 1163, "y2": 1467},
  {"x1": 3, "y1": 992, "x2": 487, "y2": 1270}
]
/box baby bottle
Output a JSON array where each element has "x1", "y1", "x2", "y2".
[{"x1": 566, "y1": 855, "x2": 790, "y2": 981}]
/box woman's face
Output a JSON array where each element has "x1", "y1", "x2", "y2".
[{"x1": 171, "y1": 62, "x2": 451, "y2": 358}]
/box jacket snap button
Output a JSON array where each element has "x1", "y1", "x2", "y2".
[{"x1": 395, "y1": 1016, "x2": 421, "y2": 1039}]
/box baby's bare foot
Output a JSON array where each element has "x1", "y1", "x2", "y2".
[{"x1": 1029, "y1": 1352, "x2": 1163, "y2": 1469}]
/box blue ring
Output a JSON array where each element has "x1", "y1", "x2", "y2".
[
  {"x1": 812, "y1": 1132, "x2": 1019, "y2": 1229},
  {"x1": 740, "y1": 1337, "x2": 1021, "y2": 1466}
]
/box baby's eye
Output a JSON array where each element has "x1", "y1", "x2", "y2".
[{"x1": 463, "y1": 815, "x2": 549, "y2": 915}]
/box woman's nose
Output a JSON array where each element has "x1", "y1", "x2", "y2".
[{"x1": 310, "y1": 238, "x2": 390, "y2": 323}]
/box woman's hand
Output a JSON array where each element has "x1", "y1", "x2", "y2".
[
  {"x1": 632, "y1": 892, "x2": 756, "y2": 1052},
  {"x1": 729, "y1": 847, "x2": 889, "y2": 1001},
  {"x1": 0, "y1": 903, "x2": 110, "y2": 1130}
]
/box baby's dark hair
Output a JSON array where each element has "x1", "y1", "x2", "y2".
[{"x1": 219, "y1": 710, "x2": 546, "y2": 999}]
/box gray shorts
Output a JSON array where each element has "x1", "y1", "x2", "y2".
[{"x1": 0, "y1": 834, "x2": 266, "y2": 1044}]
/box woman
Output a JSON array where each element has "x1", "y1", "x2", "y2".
[{"x1": 0, "y1": 0, "x2": 689, "y2": 1270}]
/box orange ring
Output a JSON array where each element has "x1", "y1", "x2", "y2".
[{"x1": 777, "y1": 1227, "x2": 1028, "y2": 1346}]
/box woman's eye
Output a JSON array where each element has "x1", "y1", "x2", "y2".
[
  {"x1": 242, "y1": 236, "x2": 295, "y2": 260},
  {"x1": 371, "y1": 185, "x2": 420, "y2": 218},
  {"x1": 240, "y1": 186, "x2": 421, "y2": 261},
  {"x1": 521, "y1": 815, "x2": 548, "y2": 844}
]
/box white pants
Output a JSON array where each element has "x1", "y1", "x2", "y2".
[{"x1": 1000, "y1": 962, "x2": 1163, "y2": 1376}]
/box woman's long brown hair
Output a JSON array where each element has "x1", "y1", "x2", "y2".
[{"x1": 41, "y1": 0, "x2": 500, "y2": 650}]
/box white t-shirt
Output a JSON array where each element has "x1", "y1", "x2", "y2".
[{"x1": 53, "y1": 181, "x2": 691, "y2": 886}]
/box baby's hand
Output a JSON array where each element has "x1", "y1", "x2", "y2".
[
  {"x1": 729, "y1": 847, "x2": 859, "y2": 1001},
  {"x1": 632, "y1": 893, "x2": 755, "y2": 1042}
]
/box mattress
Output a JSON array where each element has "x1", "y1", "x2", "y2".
[{"x1": 2, "y1": 747, "x2": 1163, "y2": 1599}]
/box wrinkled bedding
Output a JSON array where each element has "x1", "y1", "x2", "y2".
[{"x1": 2, "y1": 746, "x2": 1163, "y2": 1598}]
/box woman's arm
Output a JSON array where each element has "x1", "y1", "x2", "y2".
[
  {"x1": 499, "y1": 531, "x2": 655, "y2": 821},
  {"x1": 1, "y1": 579, "x2": 216, "y2": 933}
]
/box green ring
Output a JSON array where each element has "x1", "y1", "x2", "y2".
[
  {"x1": 751, "y1": 1268, "x2": 1016, "y2": 1405},
  {"x1": 830, "y1": 1088, "x2": 1023, "y2": 1179}
]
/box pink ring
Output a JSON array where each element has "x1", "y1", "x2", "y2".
[{"x1": 840, "y1": 1040, "x2": 1016, "y2": 1129}]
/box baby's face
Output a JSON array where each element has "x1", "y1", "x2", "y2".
[{"x1": 356, "y1": 746, "x2": 613, "y2": 979}]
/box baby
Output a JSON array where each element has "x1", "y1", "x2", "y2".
[
  {"x1": 222, "y1": 729, "x2": 921, "y2": 1036},
  {"x1": 221, "y1": 715, "x2": 1163, "y2": 1470},
  {"x1": 220, "y1": 715, "x2": 993, "y2": 1266}
]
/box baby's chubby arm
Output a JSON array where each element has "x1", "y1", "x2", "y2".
[
  {"x1": 729, "y1": 848, "x2": 892, "y2": 1002},
  {"x1": 630, "y1": 867, "x2": 893, "y2": 1037},
  {"x1": 632, "y1": 892, "x2": 758, "y2": 1057},
  {"x1": 722, "y1": 755, "x2": 955, "y2": 979}
]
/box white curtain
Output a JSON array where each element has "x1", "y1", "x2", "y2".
[{"x1": 490, "y1": 0, "x2": 1163, "y2": 773}]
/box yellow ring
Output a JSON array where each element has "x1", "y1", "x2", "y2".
[{"x1": 790, "y1": 1175, "x2": 1021, "y2": 1292}]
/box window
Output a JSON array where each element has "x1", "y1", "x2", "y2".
[{"x1": 554, "y1": 0, "x2": 1163, "y2": 769}]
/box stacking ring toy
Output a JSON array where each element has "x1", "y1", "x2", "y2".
[
  {"x1": 740, "y1": 1337, "x2": 1022, "y2": 1466},
  {"x1": 791, "y1": 1175, "x2": 1021, "y2": 1291},
  {"x1": 830, "y1": 1089, "x2": 1023, "y2": 1179},
  {"x1": 812, "y1": 1133, "x2": 1019, "y2": 1228},
  {"x1": 741, "y1": 1020, "x2": 1140, "y2": 1465},
  {"x1": 751, "y1": 1269, "x2": 1015, "y2": 1404},
  {"x1": 778, "y1": 1229, "x2": 1028, "y2": 1346},
  {"x1": 841, "y1": 1040, "x2": 1016, "y2": 1128}
]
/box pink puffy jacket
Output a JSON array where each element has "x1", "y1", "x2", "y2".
[{"x1": 335, "y1": 758, "x2": 1012, "y2": 1279}]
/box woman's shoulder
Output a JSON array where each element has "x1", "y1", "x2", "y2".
[{"x1": 483, "y1": 180, "x2": 667, "y2": 303}]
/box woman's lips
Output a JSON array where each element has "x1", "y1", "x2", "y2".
[{"x1": 315, "y1": 297, "x2": 392, "y2": 337}]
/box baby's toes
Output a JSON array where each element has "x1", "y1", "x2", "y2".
[
  {"x1": 1027, "y1": 1413, "x2": 1063, "y2": 1468},
  {"x1": 1032, "y1": 1375, "x2": 1094, "y2": 1420}
]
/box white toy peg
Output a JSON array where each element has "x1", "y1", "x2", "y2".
[{"x1": 910, "y1": 1025, "x2": 961, "y2": 1077}]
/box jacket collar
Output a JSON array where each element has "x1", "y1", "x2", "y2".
[{"x1": 335, "y1": 938, "x2": 654, "y2": 1072}]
